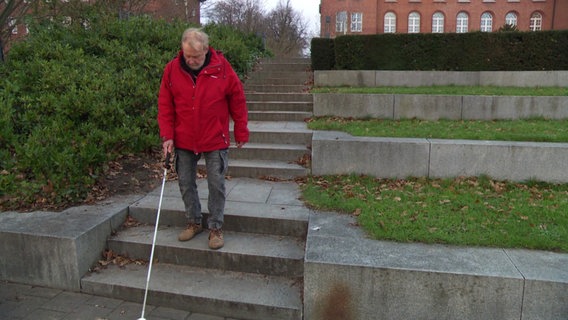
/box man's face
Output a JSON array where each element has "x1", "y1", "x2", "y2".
[{"x1": 182, "y1": 42, "x2": 207, "y2": 71}]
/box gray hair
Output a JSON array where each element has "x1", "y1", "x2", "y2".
[{"x1": 181, "y1": 28, "x2": 209, "y2": 52}]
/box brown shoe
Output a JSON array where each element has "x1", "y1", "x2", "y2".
[
  {"x1": 178, "y1": 223, "x2": 203, "y2": 241},
  {"x1": 208, "y1": 228, "x2": 224, "y2": 250}
]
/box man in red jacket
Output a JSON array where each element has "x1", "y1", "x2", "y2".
[{"x1": 157, "y1": 28, "x2": 249, "y2": 250}]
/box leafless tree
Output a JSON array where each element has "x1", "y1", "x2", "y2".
[
  {"x1": 265, "y1": 0, "x2": 309, "y2": 57},
  {"x1": 204, "y1": 0, "x2": 309, "y2": 57},
  {"x1": 204, "y1": 0, "x2": 266, "y2": 34}
]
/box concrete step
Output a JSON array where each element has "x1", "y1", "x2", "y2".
[
  {"x1": 107, "y1": 226, "x2": 305, "y2": 277},
  {"x1": 260, "y1": 57, "x2": 310, "y2": 64},
  {"x1": 229, "y1": 142, "x2": 309, "y2": 162},
  {"x1": 245, "y1": 77, "x2": 309, "y2": 86},
  {"x1": 255, "y1": 63, "x2": 311, "y2": 72},
  {"x1": 245, "y1": 84, "x2": 308, "y2": 93},
  {"x1": 246, "y1": 92, "x2": 313, "y2": 102},
  {"x1": 247, "y1": 101, "x2": 313, "y2": 112},
  {"x1": 247, "y1": 71, "x2": 312, "y2": 79},
  {"x1": 243, "y1": 129, "x2": 312, "y2": 145},
  {"x1": 248, "y1": 111, "x2": 312, "y2": 122},
  {"x1": 221, "y1": 159, "x2": 310, "y2": 179},
  {"x1": 129, "y1": 181, "x2": 310, "y2": 237},
  {"x1": 81, "y1": 263, "x2": 303, "y2": 320},
  {"x1": 232, "y1": 121, "x2": 312, "y2": 145}
]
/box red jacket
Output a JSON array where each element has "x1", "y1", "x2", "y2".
[{"x1": 157, "y1": 47, "x2": 249, "y2": 153}]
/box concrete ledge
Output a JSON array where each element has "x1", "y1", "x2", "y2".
[
  {"x1": 0, "y1": 195, "x2": 138, "y2": 291},
  {"x1": 304, "y1": 210, "x2": 568, "y2": 320},
  {"x1": 314, "y1": 70, "x2": 568, "y2": 87},
  {"x1": 312, "y1": 131, "x2": 568, "y2": 183},
  {"x1": 311, "y1": 131, "x2": 429, "y2": 178},
  {"x1": 314, "y1": 93, "x2": 568, "y2": 120},
  {"x1": 430, "y1": 140, "x2": 568, "y2": 183}
]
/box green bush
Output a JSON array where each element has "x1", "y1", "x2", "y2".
[
  {"x1": 310, "y1": 38, "x2": 335, "y2": 70},
  {"x1": 313, "y1": 30, "x2": 568, "y2": 71},
  {"x1": 0, "y1": 15, "x2": 268, "y2": 209}
]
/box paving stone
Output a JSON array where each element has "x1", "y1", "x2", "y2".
[
  {"x1": 22, "y1": 307, "x2": 67, "y2": 320},
  {"x1": 148, "y1": 306, "x2": 190, "y2": 319}
]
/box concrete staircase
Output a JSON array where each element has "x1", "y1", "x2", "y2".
[
  {"x1": 80, "y1": 58, "x2": 314, "y2": 320},
  {"x1": 81, "y1": 179, "x2": 309, "y2": 320},
  {"x1": 221, "y1": 57, "x2": 313, "y2": 179}
]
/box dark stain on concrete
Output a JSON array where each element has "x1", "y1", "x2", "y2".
[{"x1": 318, "y1": 282, "x2": 354, "y2": 320}]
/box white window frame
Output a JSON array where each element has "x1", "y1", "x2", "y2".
[
  {"x1": 432, "y1": 12, "x2": 444, "y2": 33},
  {"x1": 481, "y1": 12, "x2": 493, "y2": 32},
  {"x1": 456, "y1": 12, "x2": 469, "y2": 33},
  {"x1": 336, "y1": 11, "x2": 347, "y2": 34},
  {"x1": 351, "y1": 12, "x2": 363, "y2": 32},
  {"x1": 530, "y1": 12, "x2": 542, "y2": 31},
  {"x1": 384, "y1": 12, "x2": 396, "y2": 33},
  {"x1": 408, "y1": 12, "x2": 420, "y2": 33}
]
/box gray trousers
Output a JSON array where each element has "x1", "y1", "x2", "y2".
[{"x1": 176, "y1": 148, "x2": 228, "y2": 229}]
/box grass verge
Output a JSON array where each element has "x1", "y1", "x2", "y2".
[
  {"x1": 307, "y1": 117, "x2": 568, "y2": 143},
  {"x1": 299, "y1": 175, "x2": 568, "y2": 252}
]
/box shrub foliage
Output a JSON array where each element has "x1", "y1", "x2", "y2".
[
  {"x1": 312, "y1": 30, "x2": 568, "y2": 71},
  {"x1": 0, "y1": 14, "x2": 267, "y2": 209}
]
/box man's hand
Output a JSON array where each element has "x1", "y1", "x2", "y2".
[
  {"x1": 163, "y1": 139, "x2": 174, "y2": 157},
  {"x1": 235, "y1": 141, "x2": 246, "y2": 148}
]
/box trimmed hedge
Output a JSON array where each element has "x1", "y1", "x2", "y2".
[
  {"x1": 311, "y1": 38, "x2": 335, "y2": 70},
  {"x1": 311, "y1": 30, "x2": 568, "y2": 71}
]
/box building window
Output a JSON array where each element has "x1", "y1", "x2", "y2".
[
  {"x1": 529, "y1": 12, "x2": 542, "y2": 31},
  {"x1": 408, "y1": 12, "x2": 420, "y2": 33},
  {"x1": 336, "y1": 11, "x2": 347, "y2": 34},
  {"x1": 480, "y1": 12, "x2": 493, "y2": 32},
  {"x1": 384, "y1": 12, "x2": 396, "y2": 33},
  {"x1": 505, "y1": 12, "x2": 517, "y2": 27},
  {"x1": 351, "y1": 12, "x2": 363, "y2": 32},
  {"x1": 456, "y1": 12, "x2": 469, "y2": 33},
  {"x1": 432, "y1": 12, "x2": 444, "y2": 33}
]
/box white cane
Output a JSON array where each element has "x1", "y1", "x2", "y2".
[{"x1": 138, "y1": 152, "x2": 171, "y2": 320}]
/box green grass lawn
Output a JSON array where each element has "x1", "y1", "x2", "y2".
[
  {"x1": 308, "y1": 85, "x2": 568, "y2": 143},
  {"x1": 307, "y1": 117, "x2": 568, "y2": 143},
  {"x1": 304, "y1": 86, "x2": 568, "y2": 251},
  {"x1": 300, "y1": 175, "x2": 568, "y2": 252}
]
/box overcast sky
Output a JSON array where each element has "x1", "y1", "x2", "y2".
[{"x1": 204, "y1": 0, "x2": 321, "y2": 36}]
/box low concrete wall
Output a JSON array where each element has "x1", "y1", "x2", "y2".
[
  {"x1": 0, "y1": 197, "x2": 133, "y2": 291},
  {"x1": 314, "y1": 93, "x2": 568, "y2": 120},
  {"x1": 312, "y1": 131, "x2": 568, "y2": 183},
  {"x1": 304, "y1": 210, "x2": 568, "y2": 320},
  {"x1": 314, "y1": 70, "x2": 568, "y2": 87}
]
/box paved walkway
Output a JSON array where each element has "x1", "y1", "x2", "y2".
[{"x1": 0, "y1": 280, "x2": 239, "y2": 319}]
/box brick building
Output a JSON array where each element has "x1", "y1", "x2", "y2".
[
  {"x1": 4, "y1": 0, "x2": 203, "y2": 39},
  {"x1": 319, "y1": 0, "x2": 568, "y2": 38},
  {"x1": 144, "y1": 0, "x2": 202, "y2": 24}
]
